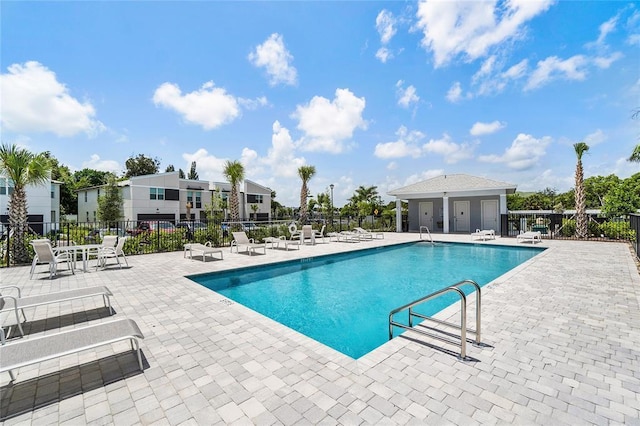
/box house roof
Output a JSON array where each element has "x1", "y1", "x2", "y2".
[{"x1": 388, "y1": 174, "x2": 517, "y2": 198}]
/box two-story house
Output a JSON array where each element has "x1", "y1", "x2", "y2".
[
  {"x1": 77, "y1": 172, "x2": 272, "y2": 223},
  {"x1": 0, "y1": 175, "x2": 62, "y2": 235}
]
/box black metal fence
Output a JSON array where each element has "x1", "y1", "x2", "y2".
[
  {"x1": 500, "y1": 212, "x2": 638, "y2": 246},
  {"x1": 1, "y1": 215, "x2": 397, "y2": 267},
  {"x1": 630, "y1": 214, "x2": 639, "y2": 259}
]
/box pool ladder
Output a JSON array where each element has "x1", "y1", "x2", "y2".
[
  {"x1": 420, "y1": 226, "x2": 434, "y2": 244},
  {"x1": 388, "y1": 279, "x2": 481, "y2": 360}
]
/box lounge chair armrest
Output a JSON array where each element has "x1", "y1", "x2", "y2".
[{"x1": 0, "y1": 286, "x2": 21, "y2": 298}]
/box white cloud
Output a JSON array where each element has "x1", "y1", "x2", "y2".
[
  {"x1": 503, "y1": 59, "x2": 528, "y2": 79},
  {"x1": 387, "y1": 161, "x2": 398, "y2": 170},
  {"x1": 469, "y1": 120, "x2": 505, "y2": 136},
  {"x1": 524, "y1": 55, "x2": 589, "y2": 91},
  {"x1": 422, "y1": 134, "x2": 475, "y2": 164},
  {"x1": 593, "y1": 52, "x2": 623, "y2": 69},
  {"x1": 82, "y1": 154, "x2": 120, "y2": 174},
  {"x1": 375, "y1": 47, "x2": 393, "y2": 63},
  {"x1": 263, "y1": 121, "x2": 306, "y2": 178},
  {"x1": 153, "y1": 81, "x2": 241, "y2": 130},
  {"x1": 478, "y1": 133, "x2": 551, "y2": 170},
  {"x1": 293, "y1": 88, "x2": 367, "y2": 153},
  {"x1": 0, "y1": 61, "x2": 105, "y2": 137},
  {"x1": 375, "y1": 10, "x2": 397, "y2": 63},
  {"x1": 584, "y1": 129, "x2": 607, "y2": 146},
  {"x1": 396, "y1": 80, "x2": 420, "y2": 108},
  {"x1": 181, "y1": 148, "x2": 229, "y2": 181},
  {"x1": 596, "y1": 15, "x2": 618, "y2": 46},
  {"x1": 415, "y1": 0, "x2": 553, "y2": 67},
  {"x1": 446, "y1": 81, "x2": 464, "y2": 103},
  {"x1": 374, "y1": 126, "x2": 424, "y2": 159},
  {"x1": 376, "y1": 10, "x2": 397, "y2": 44},
  {"x1": 248, "y1": 33, "x2": 297, "y2": 86},
  {"x1": 401, "y1": 169, "x2": 445, "y2": 187},
  {"x1": 238, "y1": 96, "x2": 269, "y2": 110}
]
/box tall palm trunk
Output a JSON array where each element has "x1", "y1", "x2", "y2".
[
  {"x1": 230, "y1": 184, "x2": 240, "y2": 222},
  {"x1": 9, "y1": 186, "x2": 30, "y2": 263},
  {"x1": 574, "y1": 142, "x2": 589, "y2": 239},
  {"x1": 299, "y1": 182, "x2": 309, "y2": 224}
]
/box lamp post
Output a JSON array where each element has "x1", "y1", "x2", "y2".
[{"x1": 329, "y1": 184, "x2": 334, "y2": 230}]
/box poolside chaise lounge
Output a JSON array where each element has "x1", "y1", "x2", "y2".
[
  {"x1": 328, "y1": 231, "x2": 360, "y2": 243},
  {"x1": 0, "y1": 318, "x2": 145, "y2": 382},
  {"x1": 184, "y1": 242, "x2": 224, "y2": 261},
  {"x1": 0, "y1": 285, "x2": 115, "y2": 338},
  {"x1": 516, "y1": 231, "x2": 542, "y2": 244},
  {"x1": 263, "y1": 236, "x2": 301, "y2": 250},
  {"x1": 354, "y1": 227, "x2": 384, "y2": 239},
  {"x1": 231, "y1": 232, "x2": 266, "y2": 255},
  {"x1": 471, "y1": 229, "x2": 496, "y2": 241}
]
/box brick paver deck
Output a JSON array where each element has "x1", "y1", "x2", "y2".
[{"x1": 1, "y1": 233, "x2": 639, "y2": 424}]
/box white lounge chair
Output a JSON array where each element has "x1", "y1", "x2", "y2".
[
  {"x1": 0, "y1": 285, "x2": 114, "y2": 338},
  {"x1": 471, "y1": 229, "x2": 495, "y2": 241},
  {"x1": 516, "y1": 231, "x2": 542, "y2": 243},
  {"x1": 263, "y1": 236, "x2": 301, "y2": 250},
  {"x1": 0, "y1": 318, "x2": 144, "y2": 382},
  {"x1": 184, "y1": 242, "x2": 224, "y2": 261},
  {"x1": 231, "y1": 232, "x2": 266, "y2": 255},
  {"x1": 313, "y1": 225, "x2": 326, "y2": 243},
  {"x1": 354, "y1": 227, "x2": 384, "y2": 239},
  {"x1": 328, "y1": 231, "x2": 360, "y2": 243},
  {"x1": 97, "y1": 236, "x2": 129, "y2": 268},
  {"x1": 30, "y1": 240, "x2": 75, "y2": 279}
]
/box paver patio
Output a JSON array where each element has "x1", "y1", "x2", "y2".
[{"x1": 1, "y1": 233, "x2": 639, "y2": 424}]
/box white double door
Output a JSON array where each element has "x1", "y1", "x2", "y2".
[{"x1": 419, "y1": 202, "x2": 433, "y2": 230}]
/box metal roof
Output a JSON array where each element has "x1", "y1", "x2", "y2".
[{"x1": 388, "y1": 173, "x2": 516, "y2": 196}]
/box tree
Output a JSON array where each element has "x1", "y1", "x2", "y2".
[
  {"x1": 178, "y1": 169, "x2": 185, "y2": 179},
  {"x1": 602, "y1": 183, "x2": 640, "y2": 218},
  {"x1": 43, "y1": 152, "x2": 76, "y2": 215},
  {"x1": 250, "y1": 204, "x2": 259, "y2": 219},
  {"x1": 223, "y1": 160, "x2": 244, "y2": 222},
  {"x1": 630, "y1": 145, "x2": 640, "y2": 163},
  {"x1": 97, "y1": 174, "x2": 123, "y2": 225},
  {"x1": 573, "y1": 142, "x2": 589, "y2": 238},
  {"x1": 0, "y1": 144, "x2": 51, "y2": 264},
  {"x1": 74, "y1": 168, "x2": 111, "y2": 189},
  {"x1": 187, "y1": 161, "x2": 199, "y2": 180},
  {"x1": 165, "y1": 165, "x2": 175, "y2": 172},
  {"x1": 297, "y1": 165, "x2": 316, "y2": 224},
  {"x1": 124, "y1": 154, "x2": 160, "y2": 177},
  {"x1": 583, "y1": 175, "x2": 620, "y2": 207}
]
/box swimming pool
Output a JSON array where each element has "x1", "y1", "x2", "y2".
[{"x1": 190, "y1": 242, "x2": 543, "y2": 358}]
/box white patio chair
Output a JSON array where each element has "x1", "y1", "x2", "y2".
[
  {"x1": 97, "y1": 236, "x2": 129, "y2": 268},
  {"x1": 29, "y1": 240, "x2": 75, "y2": 280},
  {"x1": 231, "y1": 231, "x2": 266, "y2": 255}
]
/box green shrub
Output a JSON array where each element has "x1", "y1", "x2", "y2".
[{"x1": 599, "y1": 221, "x2": 636, "y2": 240}]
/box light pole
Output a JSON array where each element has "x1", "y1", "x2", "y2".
[{"x1": 329, "y1": 184, "x2": 334, "y2": 230}]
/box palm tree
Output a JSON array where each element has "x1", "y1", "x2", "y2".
[
  {"x1": 629, "y1": 144, "x2": 640, "y2": 163},
  {"x1": 0, "y1": 144, "x2": 51, "y2": 264},
  {"x1": 573, "y1": 142, "x2": 589, "y2": 239},
  {"x1": 223, "y1": 160, "x2": 244, "y2": 223},
  {"x1": 297, "y1": 165, "x2": 316, "y2": 224}
]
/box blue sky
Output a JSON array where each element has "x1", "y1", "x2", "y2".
[{"x1": 1, "y1": 1, "x2": 639, "y2": 207}]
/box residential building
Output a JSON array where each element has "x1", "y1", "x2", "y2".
[
  {"x1": 77, "y1": 172, "x2": 272, "y2": 223},
  {"x1": 388, "y1": 174, "x2": 516, "y2": 234},
  {"x1": 0, "y1": 175, "x2": 62, "y2": 235}
]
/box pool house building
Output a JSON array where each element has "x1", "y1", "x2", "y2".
[{"x1": 388, "y1": 174, "x2": 516, "y2": 234}]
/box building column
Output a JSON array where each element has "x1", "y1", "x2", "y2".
[
  {"x1": 499, "y1": 194, "x2": 507, "y2": 214},
  {"x1": 443, "y1": 196, "x2": 450, "y2": 234},
  {"x1": 395, "y1": 199, "x2": 402, "y2": 233}
]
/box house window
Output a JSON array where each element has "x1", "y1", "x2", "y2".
[
  {"x1": 84, "y1": 192, "x2": 87, "y2": 202},
  {"x1": 195, "y1": 192, "x2": 202, "y2": 208},
  {"x1": 86, "y1": 211, "x2": 89, "y2": 221},
  {"x1": 51, "y1": 210, "x2": 56, "y2": 222},
  {"x1": 93, "y1": 211, "x2": 96, "y2": 220},
  {"x1": 247, "y1": 194, "x2": 263, "y2": 204},
  {"x1": 0, "y1": 178, "x2": 6, "y2": 195},
  {"x1": 150, "y1": 188, "x2": 165, "y2": 200},
  {"x1": 97, "y1": 189, "x2": 100, "y2": 198},
  {"x1": 51, "y1": 184, "x2": 55, "y2": 199},
  {"x1": 187, "y1": 191, "x2": 193, "y2": 204}
]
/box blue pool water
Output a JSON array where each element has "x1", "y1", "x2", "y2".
[{"x1": 189, "y1": 242, "x2": 543, "y2": 358}]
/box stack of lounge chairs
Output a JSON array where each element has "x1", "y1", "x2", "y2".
[{"x1": 0, "y1": 283, "x2": 145, "y2": 383}]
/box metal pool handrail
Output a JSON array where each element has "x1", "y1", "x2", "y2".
[
  {"x1": 388, "y1": 279, "x2": 481, "y2": 360},
  {"x1": 419, "y1": 226, "x2": 434, "y2": 244}
]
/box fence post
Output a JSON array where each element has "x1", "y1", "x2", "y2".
[{"x1": 5, "y1": 223, "x2": 10, "y2": 266}]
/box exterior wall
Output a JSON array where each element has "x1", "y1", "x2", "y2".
[
  {"x1": 77, "y1": 173, "x2": 273, "y2": 223},
  {"x1": 407, "y1": 195, "x2": 501, "y2": 233},
  {"x1": 0, "y1": 175, "x2": 58, "y2": 224}
]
